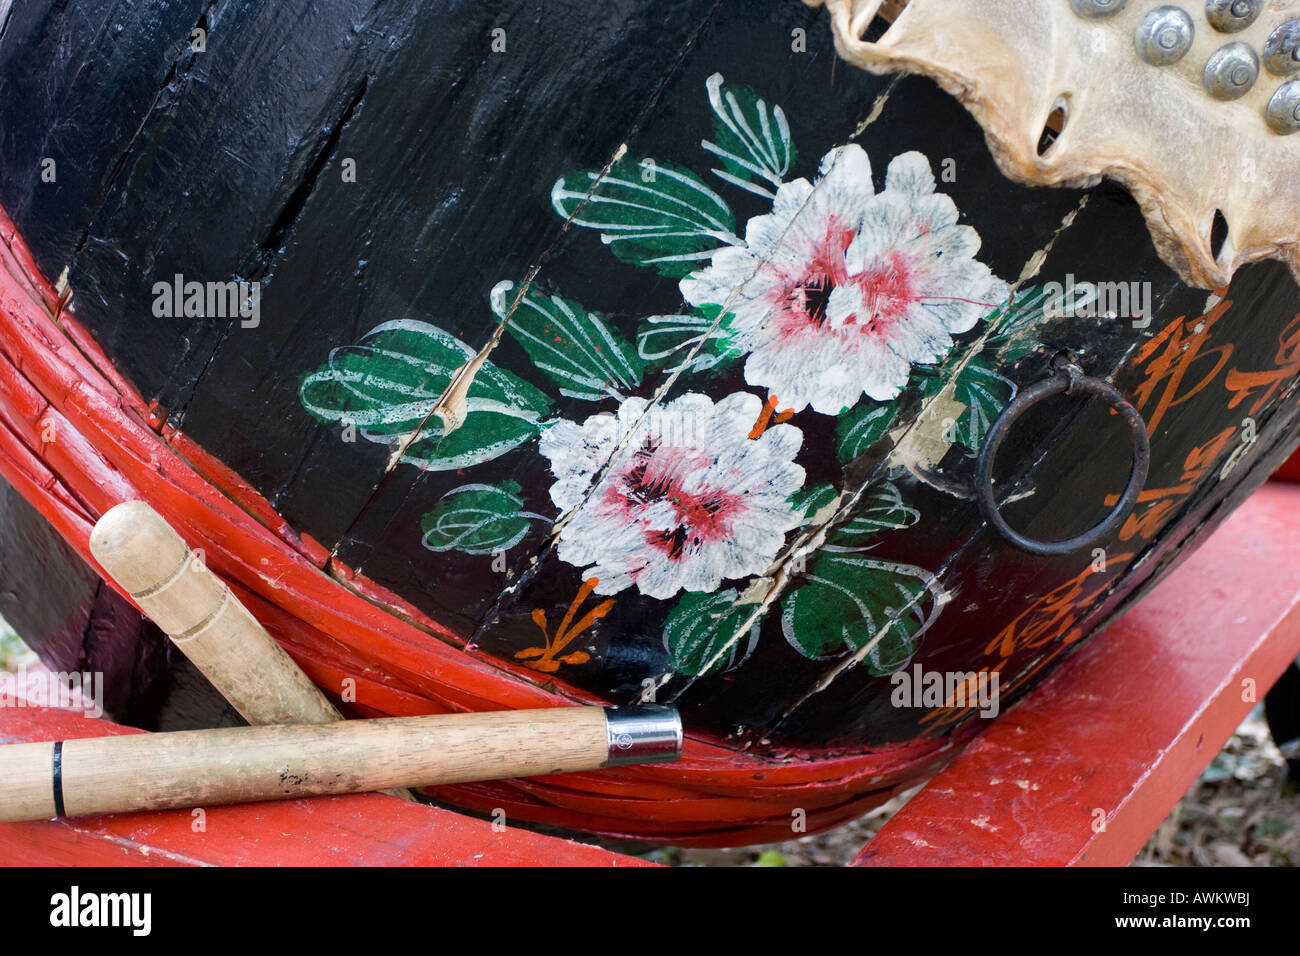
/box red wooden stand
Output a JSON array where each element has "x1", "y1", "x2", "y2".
[
  {"x1": 856, "y1": 479, "x2": 1300, "y2": 866},
  {"x1": 2, "y1": 480, "x2": 1299, "y2": 866}
]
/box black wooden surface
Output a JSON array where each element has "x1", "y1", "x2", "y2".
[{"x1": 2, "y1": 0, "x2": 1298, "y2": 749}]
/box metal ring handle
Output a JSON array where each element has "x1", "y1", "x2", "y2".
[{"x1": 975, "y1": 361, "x2": 1150, "y2": 556}]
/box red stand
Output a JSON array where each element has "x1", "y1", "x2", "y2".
[{"x1": 856, "y1": 480, "x2": 1300, "y2": 866}]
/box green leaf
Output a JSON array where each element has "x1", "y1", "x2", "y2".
[
  {"x1": 635, "y1": 306, "x2": 742, "y2": 374},
  {"x1": 790, "y1": 483, "x2": 839, "y2": 526},
  {"x1": 551, "y1": 157, "x2": 738, "y2": 277},
  {"x1": 832, "y1": 481, "x2": 920, "y2": 544},
  {"x1": 299, "y1": 319, "x2": 552, "y2": 471},
  {"x1": 702, "y1": 73, "x2": 796, "y2": 197},
  {"x1": 491, "y1": 282, "x2": 643, "y2": 401},
  {"x1": 835, "y1": 401, "x2": 899, "y2": 464},
  {"x1": 663, "y1": 590, "x2": 762, "y2": 678},
  {"x1": 421, "y1": 482, "x2": 542, "y2": 555},
  {"x1": 987, "y1": 285, "x2": 1047, "y2": 337},
  {"x1": 920, "y1": 354, "x2": 1016, "y2": 455},
  {"x1": 781, "y1": 553, "x2": 937, "y2": 675},
  {"x1": 984, "y1": 285, "x2": 1068, "y2": 361}
]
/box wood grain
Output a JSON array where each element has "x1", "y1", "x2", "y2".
[
  {"x1": 0, "y1": 706, "x2": 611, "y2": 821},
  {"x1": 0, "y1": 703, "x2": 648, "y2": 865},
  {"x1": 0, "y1": 740, "x2": 57, "y2": 821},
  {"x1": 89, "y1": 500, "x2": 342, "y2": 728}
]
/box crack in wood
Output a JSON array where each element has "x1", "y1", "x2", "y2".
[
  {"x1": 657, "y1": 193, "x2": 1095, "y2": 711},
  {"x1": 69, "y1": 0, "x2": 227, "y2": 262},
  {"x1": 175, "y1": 73, "x2": 373, "y2": 432},
  {"x1": 458, "y1": 72, "x2": 909, "y2": 651},
  {"x1": 327, "y1": 0, "x2": 733, "y2": 583},
  {"x1": 250, "y1": 76, "x2": 371, "y2": 282}
]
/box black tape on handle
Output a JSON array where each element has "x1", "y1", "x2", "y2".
[{"x1": 51, "y1": 741, "x2": 65, "y2": 817}]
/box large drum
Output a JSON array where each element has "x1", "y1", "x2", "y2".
[{"x1": 1, "y1": 0, "x2": 1298, "y2": 844}]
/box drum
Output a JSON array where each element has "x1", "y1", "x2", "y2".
[{"x1": 1, "y1": 0, "x2": 1298, "y2": 844}]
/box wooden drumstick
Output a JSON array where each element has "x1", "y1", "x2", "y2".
[
  {"x1": 90, "y1": 500, "x2": 416, "y2": 801},
  {"x1": 0, "y1": 705, "x2": 682, "y2": 821},
  {"x1": 89, "y1": 500, "x2": 342, "y2": 727}
]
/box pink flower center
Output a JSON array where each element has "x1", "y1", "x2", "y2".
[
  {"x1": 852, "y1": 251, "x2": 916, "y2": 332},
  {"x1": 768, "y1": 219, "x2": 917, "y2": 338},
  {"x1": 776, "y1": 219, "x2": 854, "y2": 326},
  {"x1": 603, "y1": 437, "x2": 744, "y2": 561}
]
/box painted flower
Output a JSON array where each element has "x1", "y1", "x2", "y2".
[
  {"x1": 539, "y1": 392, "x2": 805, "y2": 600},
  {"x1": 680, "y1": 145, "x2": 1009, "y2": 415}
]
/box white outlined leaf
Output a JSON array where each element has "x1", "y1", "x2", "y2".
[
  {"x1": 551, "y1": 157, "x2": 738, "y2": 276},
  {"x1": 421, "y1": 481, "x2": 545, "y2": 554},
  {"x1": 782, "y1": 553, "x2": 939, "y2": 675},
  {"x1": 299, "y1": 320, "x2": 551, "y2": 471},
  {"x1": 701, "y1": 73, "x2": 797, "y2": 196},
  {"x1": 491, "y1": 282, "x2": 643, "y2": 401}
]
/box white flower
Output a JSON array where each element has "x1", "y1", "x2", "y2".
[
  {"x1": 539, "y1": 392, "x2": 805, "y2": 600},
  {"x1": 680, "y1": 145, "x2": 1009, "y2": 415}
]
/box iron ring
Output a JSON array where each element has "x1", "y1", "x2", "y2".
[{"x1": 974, "y1": 362, "x2": 1150, "y2": 556}]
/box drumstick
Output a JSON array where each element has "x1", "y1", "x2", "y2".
[
  {"x1": 0, "y1": 705, "x2": 683, "y2": 821},
  {"x1": 88, "y1": 500, "x2": 427, "y2": 800},
  {"x1": 89, "y1": 500, "x2": 343, "y2": 727}
]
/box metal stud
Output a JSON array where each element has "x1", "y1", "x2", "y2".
[
  {"x1": 1135, "y1": 6, "x2": 1195, "y2": 67},
  {"x1": 1070, "y1": 0, "x2": 1128, "y2": 20},
  {"x1": 1266, "y1": 80, "x2": 1300, "y2": 134},
  {"x1": 1204, "y1": 42, "x2": 1260, "y2": 99},
  {"x1": 1205, "y1": 0, "x2": 1261, "y2": 34},
  {"x1": 1264, "y1": 20, "x2": 1300, "y2": 77}
]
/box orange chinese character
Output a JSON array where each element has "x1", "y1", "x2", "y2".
[
  {"x1": 1223, "y1": 314, "x2": 1300, "y2": 417},
  {"x1": 1131, "y1": 297, "x2": 1234, "y2": 433}
]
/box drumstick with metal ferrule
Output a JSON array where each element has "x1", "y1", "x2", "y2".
[{"x1": 0, "y1": 704, "x2": 683, "y2": 822}]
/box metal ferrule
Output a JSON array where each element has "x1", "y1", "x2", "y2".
[{"x1": 603, "y1": 705, "x2": 683, "y2": 767}]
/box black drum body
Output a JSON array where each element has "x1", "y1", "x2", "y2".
[{"x1": 1, "y1": 0, "x2": 1298, "y2": 760}]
